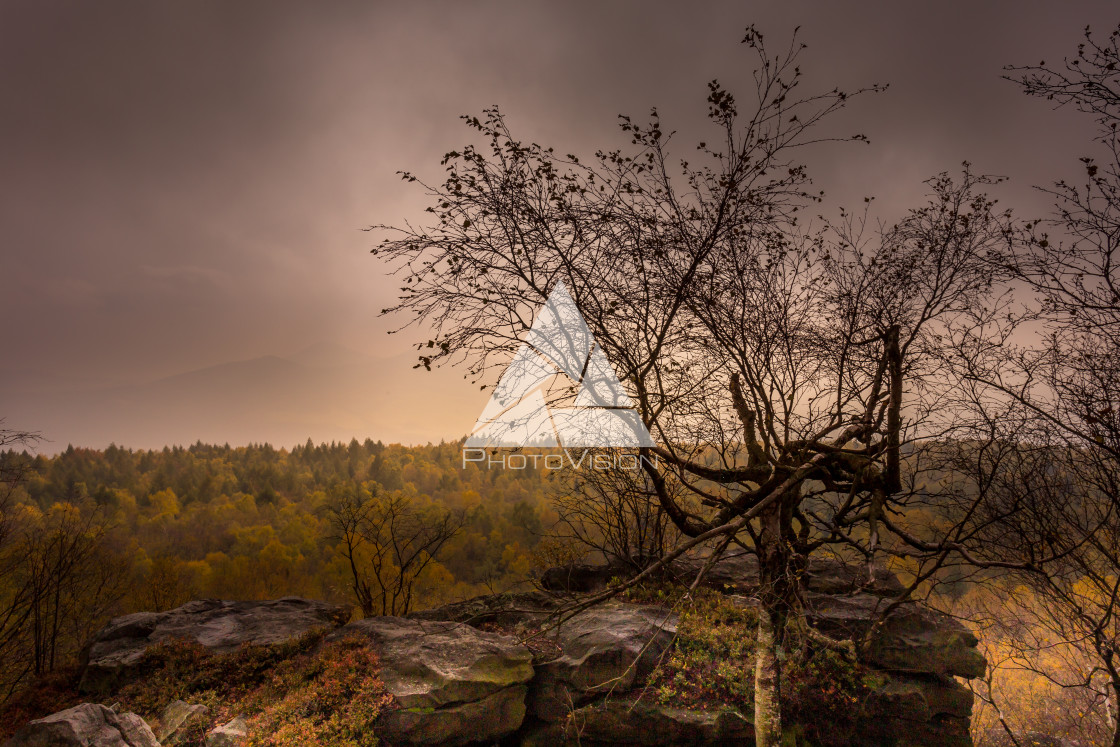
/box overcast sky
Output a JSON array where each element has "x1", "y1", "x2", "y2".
[{"x1": 1, "y1": 1, "x2": 1116, "y2": 449}]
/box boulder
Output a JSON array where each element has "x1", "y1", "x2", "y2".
[
  {"x1": 1, "y1": 703, "x2": 159, "y2": 747},
  {"x1": 204, "y1": 717, "x2": 247, "y2": 747},
  {"x1": 408, "y1": 590, "x2": 563, "y2": 629},
  {"x1": 327, "y1": 616, "x2": 534, "y2": 746},
  {"x1": 541, "y1": 553, "x2": 904, "y2": 598},
  {"x1": 803, "y1": 593, "x2": 986, "y2": 679},
  {"x1": 80, "y1": 597, "x2": 350, "y2": 692},
  {"x1": 527, "y1": 602, "x2": 679, "y2": 721},
  {"x1": 155, "y1": 700, "x2": 210, "y2": 746},
  {"x1": 542, "y1": 556, "x2": 983, "y2": 680},
  {"x1": 858, "y1": 673, "x2": 973, "y2": 746},
  {"x1": 562, "y1": 699, "x2": 753, "y2": 745}
]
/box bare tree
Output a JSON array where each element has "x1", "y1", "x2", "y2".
[
  {"x1": 20, "y1": 501, "x2": 122, "y2": 676},
  {"x1": 373, "y1": 28, "x2": 1020, "y2": 745},
  {"x1": 946, "y1": 425, "x2": 1119, "y2": 746},
  {"x1": 548, "y1": 450, "x2": 681, "y2": 570},
  {"x1": 0, "y1": 426, "x2": 41, "y2": 700},
  {"x1": 0, "y1": 428, "x2": 126, "y2": 701},
  {"x1": 0, "y1": 425, "x2": 40, "y2": 550},
  {"x1": 946, "y1": 23, "x2": 1120, "y2": 747},
  {"x1": 327, "y1": 482, "x2": 463, "y2": 617},
  {"x1": 996, "y1": 22, "x2": 1120, "y2": 460}
]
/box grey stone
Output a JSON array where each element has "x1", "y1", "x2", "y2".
[
  {"x1": 563, "y1": 700, "x2": 754, "y2": 745},
  {"x1": 408, "y1": 590, "x2": 563, "y2": 629},
  {"x1": 527, "y1": 602, "x2": 679, "y2": 721},
  {"x1": 803, "y1": 592, "x2": 986, "y2": 679},
  {"x1": 155, "y1": 700, "x2": 211, "y2": 745},
  {"x1": 2, "y1": 703, "x2": 159, "y2": 747},
  {"x1": 205, "y1": 716, "x2": 247, "y2": 747},
  {"x1": 328, "y1": 615, "x2": 534, "y2": 746},
  {"x1": 112, "y1": 714, "x2": 159, "y2": 747},
  {"x1": 541, "y1": 553, "x2": 904, "y2": 598},
  {"x1": 80, "y1": 597, "x2": 349, "y2": 692}
]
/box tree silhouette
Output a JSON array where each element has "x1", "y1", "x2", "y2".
[{"x1": 374, "y1": 28, "x2": 1022, "y2": 745}]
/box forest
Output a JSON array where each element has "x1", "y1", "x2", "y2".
[{"x1": 0, "y1": 438, "x2": 563, "y2": 670}]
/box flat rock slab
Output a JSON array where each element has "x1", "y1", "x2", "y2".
[
  {"x1": 519, "y1": 700, "x2": 753, "y2": 746},
  {"x1": 80, "y1": 597, "x2": 349, "y2": 692},
  {"x1": 541, "y1": 555, "x2": 904, "y2": 598},
  {"x1": 408, "y1": 590, "x2": 564, "y2": 629},
  {"x1": 565, "y1": 700, "x2": 754, "y2": 746},
  {"x1": 2, "y1": 703, "x2": 159, "y2": 747},
  {"x1": 528, "y1": 602, "x2": 679, "y2": 721},
  {"x1": 803, "y1": 593, "x2": 986, "y2": 679},
  {"x1": 327, "y1": 616, "x2": 534, "y2": 746},
  {"x1": 859, "y1": 671, "x2": 974, "y2": 746}
]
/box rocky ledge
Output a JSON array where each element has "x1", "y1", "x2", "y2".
[
  {"x1": 5, "y1": 556, "x2": 985, "y2": 747},
  {"x1": 325, "y1": 616, "x2": 534, "y2": 745},
  {"x1": 79, "y1": 597, "x2": 350, "y2": 693},
  {"x1": 435, "y1": 555, "x2": 982, "y2": 746}
]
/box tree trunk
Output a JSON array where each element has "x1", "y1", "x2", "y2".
[
  {"x1": 754, "y1": 606, "x2": 783, "y2": 747},
  {"x1": 1110, "y1": 675, "x2": 1120, "y2": 747},
  {"x1": 753, "y1": 498, "x2": 793, "y2": 747}
]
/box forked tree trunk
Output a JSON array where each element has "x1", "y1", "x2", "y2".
[{"x1": 754, "y1": 606, "x2": 783, "y2": 747}]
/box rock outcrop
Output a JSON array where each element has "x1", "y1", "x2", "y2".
[
  {"x1": 204, "y1": 717, "x2": 247, "y2": 747},
  {"x1": 476, "y1": 554, "x2": 982, "y2": 746},
  {"x1": 13, "y1": 555, "x2": 980, "y2": 747},
  {"x1": 2, "y1": 703, "x2": 159, "y2": 747},
  {"x1": 526, "y1": 602, "x2": 679, "y2": 721},
  {"x1": 80, "y1": 597, "x2": 349, "y2": 692},
  {"x1": 326, "y1": 616, "x2": 534, "y2": 746},
  {"x1": 408, "y1": 590, "x2": 563, "y2": 628},
  {"x1": 540, "y1": 552, "x2": 905, "y2": 598},
  {"x1": 154, "y1": 700, "x2": 210, "y2": 746},
  {"x1": 803, "y1": 591, "x2": 985, "y2": 679},
  {"x1": 519, "y1": 699, "x2": 754, "y2": 746}
]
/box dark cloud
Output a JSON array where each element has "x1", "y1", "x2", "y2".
[{"x1": 1, "y1": 0, "x2": 1115, "y2": 448}]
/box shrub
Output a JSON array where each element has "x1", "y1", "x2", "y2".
[
  {"x1": 0, "y1": 668, "x2": 83, "y2": 741},
  {"x1": 625, "y1": 583, "x2": 758, "y2": 712},
  {"x1": 245, "y1": 635, "x2": 391, "y2": 747},
  {"x1": 625, "y1": 579, "x2": 875, "y2": 744},
  {"x1": 116, "y1": 630, "x2": 390, "y2": 746},
  {"x1": 116, "y1": 629, "x2": 327, "y2": 718},
  {"x1": 783, "y1": 646, "x2": 878, "y2": 747}
]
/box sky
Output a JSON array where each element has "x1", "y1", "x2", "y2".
[{"x1": 0, "y1": 1, "x2": 1116, "y2": 452}]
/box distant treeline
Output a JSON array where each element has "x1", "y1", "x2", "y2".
[{"x1": 0, "y1": 438, "x2": 570, "y2": 700}]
